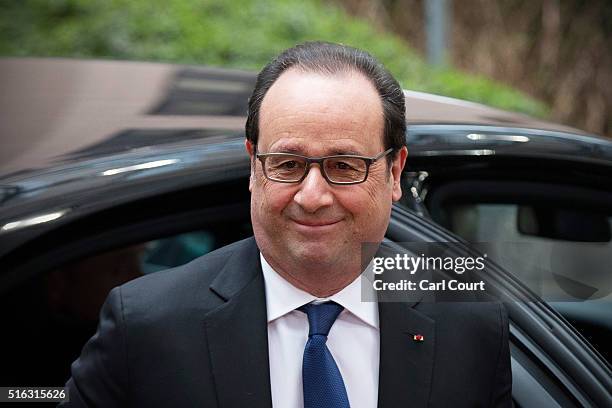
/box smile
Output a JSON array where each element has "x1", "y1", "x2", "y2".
[{"x1": 291, "y1": 219, "x2": 342, "y2": 228}]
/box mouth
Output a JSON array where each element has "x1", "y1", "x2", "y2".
[{"x1": 291, "y1": 219, "x2": 342, "y2": 228}]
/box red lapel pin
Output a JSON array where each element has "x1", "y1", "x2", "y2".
[{"x1": 413, "y1": 334, "x2": 424, "y2": 342}]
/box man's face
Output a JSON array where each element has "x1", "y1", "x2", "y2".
[{"x1": 247, "y1": 69, "x2": 407, "y2": 285}]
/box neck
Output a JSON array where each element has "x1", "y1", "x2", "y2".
[{"x1": 263, "y1": 254, "x2": 361, "y2": 297}]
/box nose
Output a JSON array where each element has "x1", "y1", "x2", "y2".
[{"x1": 293, "y1": 165, "x2": 334, "y2": 213}]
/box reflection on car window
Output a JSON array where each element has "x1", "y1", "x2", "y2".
[
  {"x1": 47, "y1": 245, "x2": 146, "y2": 323},
  {"x1": 142, "y1": 231, "x2": 217, "y2": 273},
  {"x1": 444, "y1": 203, "x2": 612, "y2": 363}
]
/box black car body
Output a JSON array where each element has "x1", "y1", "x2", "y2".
[{"x1": 0, "y1": 58, "x2": 610, "y2": 407}]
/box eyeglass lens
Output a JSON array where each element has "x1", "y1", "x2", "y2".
[{"x1": 264, "y1": 155, "x2": 368, "y2": 183}]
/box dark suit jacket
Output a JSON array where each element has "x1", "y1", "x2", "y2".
[{"x1": 62, "y1": 237, "x2": 512, "y2": 407}]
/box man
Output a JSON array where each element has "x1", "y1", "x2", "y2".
[{"x1": 62, "y1": 42, "x2": 511, "y2": 407}]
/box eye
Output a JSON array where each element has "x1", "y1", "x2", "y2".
[
  {"x1": 334, "y1": 161, "x2": 356, "y2": 170},
  {"x1": 268, "y1": 158, "x2": 304, "y2": 172},
  {"x1": 281, "y1": 160, "x2": 298, "y2": 169}
]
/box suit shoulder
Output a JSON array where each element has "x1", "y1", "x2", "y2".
[
  {"x1": 424, "y1": 299, "x2": 506, "y2": 318},
  {"x1": 418, "y1": 300, "x2": 507, "y2": 337}
]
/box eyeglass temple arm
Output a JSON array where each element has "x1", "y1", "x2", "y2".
[{"x1": 371, "y1": 148, "x2": 394, "y2": 162}]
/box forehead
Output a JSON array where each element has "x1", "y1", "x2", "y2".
[{"x1": 258, "y1": 68, "x2": 384, "y2": 153}]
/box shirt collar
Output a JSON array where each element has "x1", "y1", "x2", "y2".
[{"x1": 260, "y1": 253, "x2": 379, "y2": 330}]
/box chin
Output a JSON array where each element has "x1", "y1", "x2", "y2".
[{"x1": 289, "y1": 243, "x2": 339, "y2": 266}]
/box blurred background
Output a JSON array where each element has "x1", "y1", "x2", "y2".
[{"x1": 1, "y1": 0, "x2": 610, "y2": 137}]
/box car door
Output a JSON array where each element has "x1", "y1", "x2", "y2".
[
  {"x1": 400, "y1": 124, "x2": 612, "y2": 406},
  {"x1": 389, "y1": 204, "x2": 612, "y2": 407}
]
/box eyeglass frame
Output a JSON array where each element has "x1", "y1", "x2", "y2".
[{"x1": 254, "y1": 147, "x2": 394, "y2": 185}]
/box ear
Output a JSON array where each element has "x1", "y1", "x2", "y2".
[
  {"x1": 245, "y1": 140, "x2": 256, "y2": 192},
  {"x1": 391, "y1": 146, "x2": 408, "y2": 202}
]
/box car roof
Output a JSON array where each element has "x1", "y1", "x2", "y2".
[
  {"x1": 403, "y1": 90, "x2": 578, "y2": 133},
  {"x1": 1, "y1": 57, "x2": 603, "y2": 178},
  {"x1": 0, "y1": 58, "x2": 250, "y2": 177}
]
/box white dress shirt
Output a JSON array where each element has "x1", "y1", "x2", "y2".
[{"x1": 261, "y1": 254, "x2": 380, "y2": 408}]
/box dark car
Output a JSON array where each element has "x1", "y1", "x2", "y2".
[{"x1": 0, "y1": 58, "x2": 610, "y2": 407}]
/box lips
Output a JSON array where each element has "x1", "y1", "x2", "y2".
[{"x1": 291, "y1": 218, "x2": 342, "y2": 227}]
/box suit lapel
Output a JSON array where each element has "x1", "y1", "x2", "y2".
[
  {"x1": 377, "y1": 301, "x2": 435, "y2": 408},
  {"x1": 203, "y1": 238, "x2": 272, "y2": 408},
  {"x1": 202, "y1": 238, "x2": 436, "y2": 408}
]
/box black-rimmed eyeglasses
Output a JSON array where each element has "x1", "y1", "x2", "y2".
[{"x1": 255, "y1": 148, "x2": 394, "y2": 185}]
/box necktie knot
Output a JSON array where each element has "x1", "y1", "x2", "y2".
[{"x1": 299, "y1": 301, "x2": 344, "y2": 337}]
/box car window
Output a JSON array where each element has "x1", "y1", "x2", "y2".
[
  {"x1": 440, "y1": 202, "x2": 612, "y2": 363},
  {"x1": 0, "y1": 220, "x2": 253, "y2": 387},
  {"x1": 141, "y1": 231, "x2": 217, "y2": 273}
]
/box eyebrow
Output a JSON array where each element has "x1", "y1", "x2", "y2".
[
  {"x1": 268, "y1": 145, "x2": 362, "y2": 156},
  {"x1": 327, "y1": 148, "x2": 361, "y2": 156},
  {"x1": 271, "y1": 145, "x2": 304, "y2": 154}
]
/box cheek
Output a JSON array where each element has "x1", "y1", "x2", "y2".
[
  {"x1": 252, "y1": 179, "x2": 295, "y2": 215},
  {"x1": 337, "y1": 176, "x2": 393, "y2": 224},
  {"x1": 360, "y1": 174, "x2": 393, "y2": 210}
]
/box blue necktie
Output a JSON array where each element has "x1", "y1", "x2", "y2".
[{"x1": 299, "y1": 302, "x2": 350, "y2": 408}]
